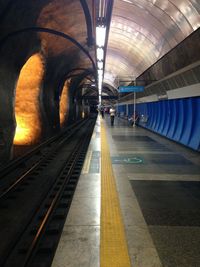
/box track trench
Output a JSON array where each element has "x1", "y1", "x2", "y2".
[{"x1": 0, "y1": 117, "x2": 96, "y2": 267}]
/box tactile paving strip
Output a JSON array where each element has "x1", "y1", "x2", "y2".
[{"x1": 100, "y1": 120, "x2": 131, "y2": 267}]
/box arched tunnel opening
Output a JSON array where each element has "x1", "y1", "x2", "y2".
[
  {"x1": 13, "y1": 53, "x2": 44, "y2": 156},
  {"x1": 59, "y1": 79, "x2": 70, "y2": 127}
]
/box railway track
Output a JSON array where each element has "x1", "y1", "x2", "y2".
[
  {"x1": 0, "y1": 116, "x2": 96, "y2": 267},
  {"x1": 0, "y1": 119, "x2": 86, "y2": 193}
]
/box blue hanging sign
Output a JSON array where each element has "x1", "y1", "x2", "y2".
[{"x1": 119, "y1": 86, "x2": 144, "y2": 93}]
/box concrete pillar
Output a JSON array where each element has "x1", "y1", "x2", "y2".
[
  {"x1": 67, "y1": 92, "x2": 76, "y2": 124},
  {"x1": 41, "y1": 70, "x2": 61, "y2": 138},
  {"x1": 0, "y1": 63, "x2": 18, "y2": 161}
]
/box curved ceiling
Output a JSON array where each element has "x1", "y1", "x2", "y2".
[{"x1": 104, "y1": 0, "x2": 200, "y2": 88}]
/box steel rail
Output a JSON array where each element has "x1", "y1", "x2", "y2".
[
  {"x1": 0, "y1": 119, "x2": 87, "y2": 199},
  {"x1": 23, "y1": 125, "x2": 92, "y2": 266},
  {"x1": 2, "y1": 118, "x2": 95, "y2": 267},
  {"x1": 0, "y1": 119, "x2": 83, "y2": 177}
]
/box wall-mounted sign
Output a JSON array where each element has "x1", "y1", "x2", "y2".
[{"x1": 118, "y1": 86, "x2": 144, "y2": 93}]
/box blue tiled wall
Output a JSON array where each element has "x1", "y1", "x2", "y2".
[
  {"x1": 118, "y1": 97, "x2": 200, "y2": 150},
  {"x1": 117, "y1": 104, "x2": 127, "y2": 116},
  {"x1": 135, "y1": 97, "x2": 200, "y2": 151}
]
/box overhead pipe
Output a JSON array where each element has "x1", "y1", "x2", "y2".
[
  {"x1": 103, "y1": 0, "x2": 114, "y2": 71},
  {"x1": 79, "y1": 0, "x2": 94, "y2": 47},
  {"x1": 71, "y1": 69, "x2": 96, "y2": 97},
  {"x1": 0, "y1": 27, "x2": 96, "y2": 72},
  {"x1": 58, "y1": 68, "x2": 95, "y2": 95}
]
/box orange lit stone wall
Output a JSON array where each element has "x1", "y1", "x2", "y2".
[
  {"x1": 14, "y1": 54, "x2": 44, "y2": 145},
  {"x1": 59, "y1": 80, "x2": 70, "y2": 126}
]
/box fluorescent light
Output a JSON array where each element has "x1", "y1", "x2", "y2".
[
  {"x1": 121, "y1": 0, "x2": 132, "y2": 3},
  {"x1": 98, "y1": 78, "x2": 102, "y2": 86},
  {"x1": 97, "y1": 61, "x2": 103, "y2": 69},
  {"x1": 98, "y1": 69, "x2": 103, "y2": 77},
  {"x1": 98, "y1": 76, "x2": 102, "y2": 90},
  {"x1": 97, "y1": 48, "x2": 104, "y2": 61},
  {"x1": 96, "y1": 25, "x2": 105, "y2": 103},
  {"x1": 98, "y1": 79, "x2": 102, "y2": 88},
  {"x1": 98, "y1": 80, "x2": 102, "y2": 89},
  {"x1": 96, "y1": 26, "x2": 106, "y2": 47}
]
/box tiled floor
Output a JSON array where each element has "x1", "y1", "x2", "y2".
[{"x1": 52, "y1": 115, "x2": 200, "y2": 267}]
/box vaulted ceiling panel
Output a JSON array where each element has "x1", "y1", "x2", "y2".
[{"x1": 104, "y1": 0, "x2": 200, "y2": 88}]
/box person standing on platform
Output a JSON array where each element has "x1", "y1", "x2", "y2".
[
  {"x1": 100, "y1": 106, "x2": 104, "y2": 118},
  {"x1": 110, "y1": 106, "x2": 116, "y2": 126}
]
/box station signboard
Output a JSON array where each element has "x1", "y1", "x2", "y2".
[{"x1": 118, "y1": 86, "x2": 144, "y2": 93}]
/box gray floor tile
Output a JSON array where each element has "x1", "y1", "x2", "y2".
[
  {"x1": 125, "y1": 226, "x2": 162, "y2": 267},
  {"x1": 74, "y1": 174, "x2": 100, "y2": 198},
  {"x1": 52, "y1": 226, "x2": 100, "y2": 267},
  {"x1": 149, "y1": 226, "x2": 200, "y2": 267},
  {"x1": 130, "y1": 180, "x2": 200, "y2": 226},
  {"x1": 66, "y1": 197, "x2": 100, "y2": 226}
]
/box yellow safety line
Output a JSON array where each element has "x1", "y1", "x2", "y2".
[{"x1": 100, "y1": 120, "x2": 131, "y2": 267}]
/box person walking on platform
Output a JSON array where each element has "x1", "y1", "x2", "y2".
[{"x1": 110, "y1": 106, "x2": 116, "y2": 126}]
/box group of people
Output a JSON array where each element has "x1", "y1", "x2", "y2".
[
  {"x1": 99, "y1": 106, "x2": 116, "y2": 126},
  {"x1": 99, "y1": 105, "x2": 141, "y2": 127}
]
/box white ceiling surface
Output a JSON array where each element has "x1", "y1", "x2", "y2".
[{"x1": 104, "y1": 0, "x2": 200, "y2": 88}]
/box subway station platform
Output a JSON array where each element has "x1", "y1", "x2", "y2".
[{"x1": 52, "y1": 115, "x2": 200, "y2": 267}]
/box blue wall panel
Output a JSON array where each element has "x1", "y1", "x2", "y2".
[
  {"x1": 128, "y1": 104, "x2": 134, "y2": 117},
  {"x1": 162, "y1": 101, "x2": 171, "y2": 136},
  {"x1": 173, "y1": 99, "x2": 183, "y2": 141},
  {"x1": 167, "y1": 100, "x2": 177, "y2": 139},
  {"x1": 158, "y1": 100, "x2": 167, "y2": 134},
  {"x1": 135, "y1": 97, "x2": 200, "y2": 151},
  {"x1": 117, "y1": 105, "x2": 127, "y2": 115},
  {"x1": 147, "y1": 103, "x2": 153, "y2": 129},
  {"x1": 188, "y1": 98, "x2": 200, "y2": 150}
]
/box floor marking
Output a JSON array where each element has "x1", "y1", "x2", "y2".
[
  {"x1": 82, "y1": 150, "x2": 92, "y2": 174},
  {"x1": 112, "y1": 156, "x2": 143, "y2": 164},
  {"x1": 100, "y1": 120, "x2": 131, "y2": 267}
]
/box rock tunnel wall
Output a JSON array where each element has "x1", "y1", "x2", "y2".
[{"x1": 0, "y1": 0, "x2": 95, "y2": 161}]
